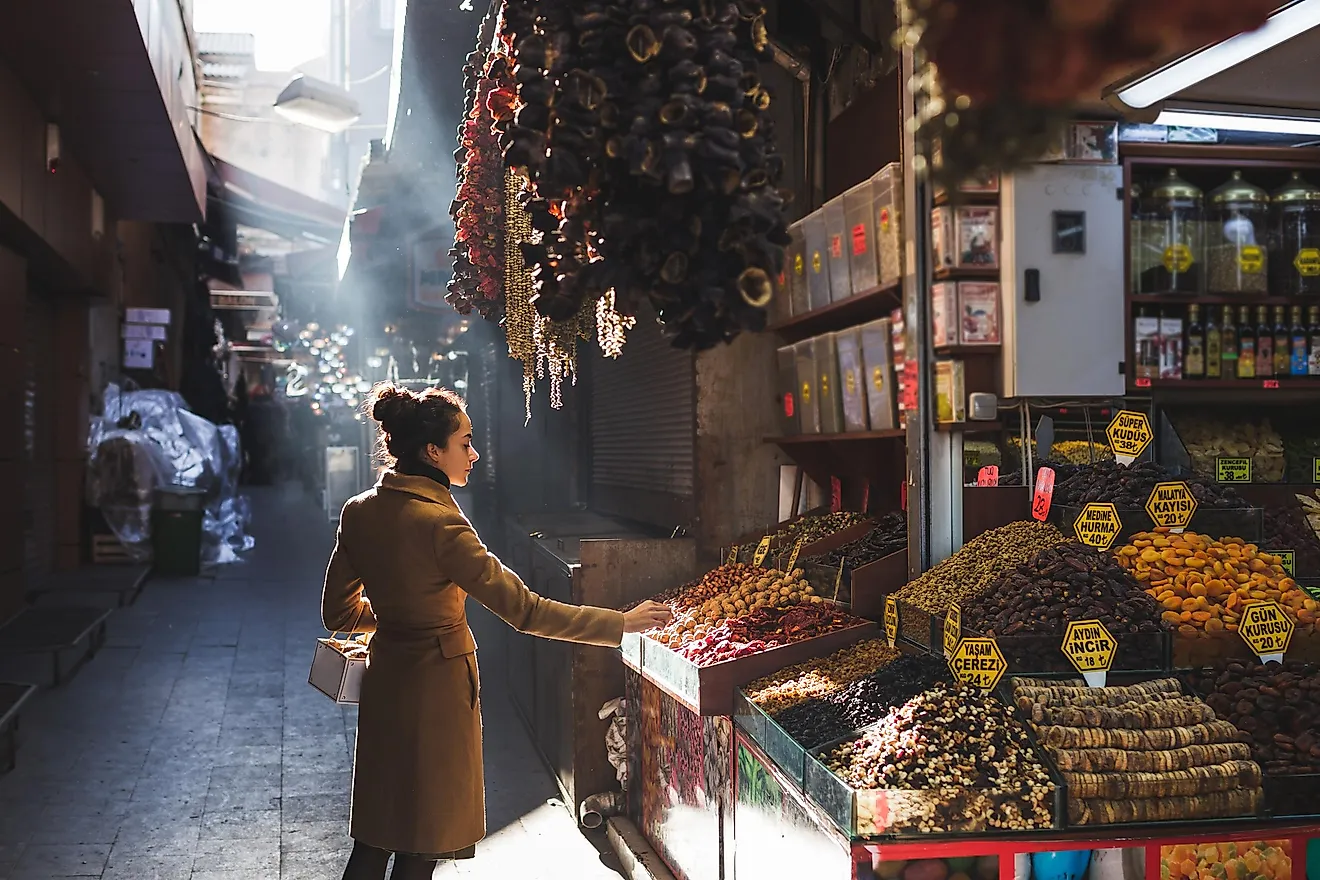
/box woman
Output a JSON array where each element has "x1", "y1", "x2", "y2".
[{"x1": 323, "y1": 384, "x2": 672, "y2": 880}]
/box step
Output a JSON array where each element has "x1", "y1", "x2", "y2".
[
  {"x1": 27, "y1": 565, "x2": 151, "y2": 609},
  {"x1": 0, "y1": 683, "x2": 37, "y2": 774},
  {"x1": 0, "y1": 607, "x2": 113, "y2": 687}
]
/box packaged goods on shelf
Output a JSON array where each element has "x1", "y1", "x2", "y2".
[
  {"x1": 775, "y1": 345, "x2": 800, "y2": 435},
  {"x1": 835, "y1": 328, "x2": 870, "y2": 432},
  {"x1": 860, "y1": 318, "x2": 898, "y2": 430},
  {"x1": 813, "y1": 685, "x2": 1058, "y2": 835},
  {"x1": 815, "y1": 333, "x2": 845, "y2": 434},
  {"x1": 804, "y1": 210, "x2": 832, "y2": 311},
  {"x1": 963, "y1": 541, "x2": 1170, "y2": 673},
  {"x1": 825, "y1": 195, "x2": 853, "y2": 303},
  {"x1": 932, "y1": 207, "x2": 955, "y2": 271},
  {"x1": 1169, "y1": 414, "x2": 1285, "y2": 483},
  {"x1": 843, "y1": 178, "x2": 880, "y2": 294},
  {"x1": 872, "y1": 164, "x2": 903, "y2": 288},
  {"x1": 893, "y1": 521, "x2": 1069, "y2": 643},
  {"x1": 1008, "y1": 677, "x2": 1263, "y2": 825},
  {"x1": 743, "y1": 639, "x2": 902, "y2": 716},
  {"x1": 955, "y1": 207, "x2": 1000, "y2": 270},
  {"x1": 786, "y1": 222, "x2": 809, "y2": 316},
  {"x1": 935, "y1": 360, "x2": 966, "y2": 423},
  {"x1": 793, "y1": 340, "x2": 822, "y2": 433}
]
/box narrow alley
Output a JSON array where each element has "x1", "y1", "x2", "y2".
[{"x1": 0, "y1": 486, "x2": 627, "y2": 880}]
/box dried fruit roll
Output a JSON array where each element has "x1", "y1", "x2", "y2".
[
  {"x1": 1063, "y1": 760, "x2": 1261, "y2": 800},
  {"x1": 1012, "y1": 679, "x2": 1182, "y2": 707},
  {"x1": 1011, "y1": 676, "x2": 1084, "y2": 689},
  {"x1": 1067, "y1": 787, "x2": 1261, "y2": 825},
  {"x1": 1030, "y1": 698, "x2": 1216, "y2": 729},
  {"x1": 1039, "y1": 720, "x2": 1243, "y2": 750},
  {"x1": 1051, "y1": 741, "x2": 1252, "y2": 773}
]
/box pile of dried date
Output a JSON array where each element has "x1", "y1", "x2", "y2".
[
  {"x1": 1190, "y1": 660, "x2": 1320, "y2": 774},
  {"x1": 1051, "y1": 461, "x2": 1247, "y2": 509},
  {"x1": 677, "y1": 603, "x2": 865, "y2": 666}
]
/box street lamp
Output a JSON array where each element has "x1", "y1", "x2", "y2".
[{"x1": 273, "y1": 74, "x2": 361, "y2": 133}]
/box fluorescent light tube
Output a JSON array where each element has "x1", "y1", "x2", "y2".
[
  {"x1": 1154, "y1": 108, "x2": 1320, "y2": 135},
  {"x1": 1116, "y1": 1, "x2": 1320, "y2": 109}
]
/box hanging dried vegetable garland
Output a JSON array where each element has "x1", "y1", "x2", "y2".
[{"x1": 499, "y1": 0, "x2": 788, "y2": 351}]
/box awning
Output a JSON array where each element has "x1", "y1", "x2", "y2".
[
  {"x1": 212, "y1": 157, "x2": 347, "y2": 244},
  {"x1": 1106, "y1": 2, "x2": 1320, "y2": 134}
]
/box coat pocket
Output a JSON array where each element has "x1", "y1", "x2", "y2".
[
  {"x1": 437, "y1": 628, "x2": 477, "y2": 658},
  {"x1": 463, "y1": 653, "x2": 480, "y2": 708}
]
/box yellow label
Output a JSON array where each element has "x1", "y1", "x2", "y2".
[
  {"x1": 793, "y1": 253, "x2": 804, "y2": 276},
  {"x1": 949, "y1": 637, "x2": 1007, "y2": 692},
  {"x1": 845, "y1": 369, "x2": 857, "y2": 396},
  {"x1": 786, "y1": 538, "x2": 804, "y2": 571},
  {"x1": 820, "y1": 373, "x2": 830, "y2": 397},
  {"x1": 943, "y1": 604, "x2": 961, "y2": 659},
  {"x1": 1145, "y1": 481, "x2": 1198, "y2": 532},
  {"x1": 727, "y1": 545, "x2": 738, "y2": 565},
  {"x1": 884, "y1": 596, "x2": 898, "y2": 647},
  {"x1": 872, "y1": 366, "x2": 884, "y2": 391},
  {"x1": 1239, "y1": 600, "x2": 1295, "y2": 658},
  {"x1": 811, "y1": 251, "x2": 823, "y2": 274},
  {"x1": 1061, "y1": 619, "x2": 1117, "y2": 674},
  {"x1": 1162, "y1": 243, "x2": 1193, "y2": 273},
  {"x1": 1072, "y1": 503, "x2": 1122, "y2": 551},
  {"x1": 1216, "y1": 457, "x2": 1252, "y2": 483},
  {"x1": 1239, "y1": 245, "x2": 1264, "y2": 274},
  {"x1": 1106, "y1": 410, "x2": 1152, "y2": 463},
  {"x1": 1312, "y1": 457, "x2": 1320, "y2": 483},
  {"x1": 1276, "y1": 550, "x2": 1296, "y2": 577},
  {"x1": 752, "y1": 536, "x2": 772, "y2": 567},
  {"x1": 1295, "y1": 248, "x2": 1320, "y2": 277},
  {"x1": 801, "y1": 381, "x2": 811, "y2": 404}
]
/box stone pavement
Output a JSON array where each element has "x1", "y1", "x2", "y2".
[{"x1": 0, "y1": 485, "x2": 627, "y2": 879}]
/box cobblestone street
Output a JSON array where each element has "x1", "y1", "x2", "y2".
[{"x1": 0, "y1": 486, "x2": 626, "y2": 879}]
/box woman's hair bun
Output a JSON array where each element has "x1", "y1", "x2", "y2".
[{"x1": 369, "y1": 385, "x2": 420, "y2": 431}]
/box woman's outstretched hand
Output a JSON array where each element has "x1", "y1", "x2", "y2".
[{"x1": 623, "y1": 600, "x2": 673, "y2": 633}]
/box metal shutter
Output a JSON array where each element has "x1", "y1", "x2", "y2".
[
  {"x1": 23, "y1": 297, "x2": 54, "y2": 580},
  {"x1": 589, "y1": 318, "x2": 695, "y2": 530}
]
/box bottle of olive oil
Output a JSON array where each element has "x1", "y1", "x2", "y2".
[
  {"x1": 1184, "y1": 304, "x2": 1205, "y2": 379},
  {"x1": 1205, "y1": 305, "x2": 1222, "y2": 378},
  {"x1": 1221, "y1": 305, "x2": 1238, "y2": 378},
  {"x1": 1291, "y1": 305, "x2": 1308, "y2": 376},
  {"x1": 1273, "y1": 305, "x2": 1290, "y2": 377},
  {"x1": 1238, "y1": 305, "x2": 1256, "y2": 378},
  {"x1": 1256, "y1": 305, "x2": 1274, "y2": 378}
]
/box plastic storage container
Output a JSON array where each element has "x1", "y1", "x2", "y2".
[
  {"x1": 786, "y1": 222, "x2": 810, "y2": 316},
  {"x1": 814, "y1": 333, "x2": 844, "y2": 434},
  {"x1": 1207, "y1": 171, "x2": 1269, "y2": 294},
  {"x1": 872, "y1": 163, "x2": 903, "y2": 287},
  {"x1": 824, "y1": 196, "x2": 853, "y2": 302},
  {"x1": 843, "y1": 179, "x2": 879, "y2": 294},
  {"x1": 1272, "y1": 171, "x2": 1320, "y2": 297},
  {"x1": 1131, "y1": 168, "x2": 1205, "y2": 295},
  {"x1": 794, "y1": 340, "x2": 822, "y2": 434},
  {"x1": 151, "y1": 486, "x2": 206, "y2": 576},
  {"x1": 859, "y1": 318, "x2": 897, "y2": 431},
  {"x1": 776, "y1": 345, "x2": 800, "y2": 435},
  {"x1": 802, "y1": 211, "x2": 832, "y2": 311},
  {"x1": 834, "y1": 328, "x2": 870, "y2": 433}
]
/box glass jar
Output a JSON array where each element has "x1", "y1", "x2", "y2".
[
  {"x1": 1207, "y1": 171, "x2": 1269, "y2": 294},
  {"x1": 1271, "y1": 171, "x2": 1320, "y2": 297},
  {"x1": 1131, "y1": 168, "x2": 1205, "y2": 295}
]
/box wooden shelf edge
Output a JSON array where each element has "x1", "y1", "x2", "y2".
[
  {"x1": 767, "y1": 430, "x2": 907, "y2": 445},
  {"x1": 934, "y1": 344, "x2": 1001, "y2": 356},
  {"x1": 1130, "y1": 294, "x2": 1306, "y2": 305},
  {"x1": 766, "y1": 283, "x2": 902, "y2": 340},
  {"x1": 933, "y1": 267, "x2": 1000, "y2": 282},
  {"x1": 936, "y1": 421, "x2": 1004, "y2": 433}
]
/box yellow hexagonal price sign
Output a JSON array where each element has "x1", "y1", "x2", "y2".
[
  {"x1": 1072, "y1": 503, "x2": 1122, "y2": 551},
  {"x1": 1239, "y1": 601, "x2": 1294, "y2": 661},
  {"x1": 1145, "y1": 482, "x2": 1198, "y2": 533},
  {"x1": 948, "y1": 637, "x2": 1007, "y2": 692},
  {"x1": 1061, "y1": 619, "x2": 1117, "y2": 675},
  {"x1": 1106, "y1": 410, "x2": 1152, "y2": 464}
]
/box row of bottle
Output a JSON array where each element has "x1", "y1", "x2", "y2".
[{"x1": 1133, "y1": 303, "x2": 1320, "y2": 380}]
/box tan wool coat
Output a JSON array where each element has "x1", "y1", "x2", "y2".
[{"x1": 322, "y1": 471, "x2": 625, "y2": 856}]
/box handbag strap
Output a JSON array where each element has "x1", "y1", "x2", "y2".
[{"x1": 331, "y1": 597, "x2": 370, "y2": 642}]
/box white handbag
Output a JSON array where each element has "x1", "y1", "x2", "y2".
[{"x1": 308, "y1": 606, "x2": 370, "y2": 704}]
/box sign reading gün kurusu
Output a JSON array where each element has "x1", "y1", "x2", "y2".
[
  {"x1": 1145, "y1": 482, "x2": 1198, "y2": 532},
  {"x1": 1238, "y1": 600, "x2": 1294, "y2": 662}
]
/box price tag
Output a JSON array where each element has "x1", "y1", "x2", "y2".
[
  {"x1": 1135, "y1": 377, "x2": 1152, "y2": 388},
  {"x1": 1031, "y1": 467, "x2": 1056, "y2": 522},
  {"x1": 1264, "y1": 379, "x2": 1281, "y2": 390},
  {"x1": 752, "y1": 536, "x2": 772, "y2": 567},
  {"x1": 786, "y1": 538, "x2": 805, "y2": 572},
  {"x1": 1313, "y1": 458, "x2": 1320, "y2": 484},
  {"x1": 1295, "y1": 247, "x2": 1320, "y2": 277},
  {"x1": 884, "y1": 596, "x2": 898, "y2": 647},
  {"x1": 1216, "y1": 457, "x2": 1252, "y2": 483},
  {"x1": 1162, "y1": 243, "x2": 1193, "y2": 273},
  {"x1": 727, "y1": 545, "x2": 739, "y2": 565},
  {"x1": 1072, "y1": 503, "x2": 1122, "y2": 551},
  {"x1": 977, "y1": 465, "x2": 999, "y2": 487},
  {"x1": 1106, "y1": 410, "x2": 1153, "y2": 465},
  {"x1": 1239, "y1": 601, "x2": 1295, "y2": 663},
  {"x1": 830, "y1": 477, "x2": 842, "y2": 514},
  {"x1": 1145, "y1": 482, "x2": 1198, "y2": 533},
  {"x1": 1275, "y1": 550, "x2": 1296, "y2": 577},
  {"x1": 1061, "y1": 619, "x2": 1116, "y2": 688},
  {"x1": 943, "y1": 604, "x2": 962, "y2": 659},
  {"x1": 949, "y1": 637, "x2": 1007, "y2": 692},
  {"x1": 851, "y1": 223, "x2": 868, "y2": 256},
  {"x1": 1239, "y1": 245, "x2": 1264, "y2": 274}
]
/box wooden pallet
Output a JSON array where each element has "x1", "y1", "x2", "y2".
[{"x1": 91, "y1": 534, "x2": 136, "y2": 565}]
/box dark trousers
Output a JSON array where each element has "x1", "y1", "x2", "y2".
[{"x1": 342, "y1": 841, "x2": 439, "y2": 880}]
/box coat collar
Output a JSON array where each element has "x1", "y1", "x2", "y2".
[{"x1": 378, "y1": 470, "x2": 455, "y2": 506}]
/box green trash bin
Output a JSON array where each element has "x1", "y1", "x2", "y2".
[{"x1": 151, "y1": 487, "x2": 207, "y2": 576}]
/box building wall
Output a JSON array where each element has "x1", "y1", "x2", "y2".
[{"x1": 346, "y1": 0, "x2": 397, "y2": 200}]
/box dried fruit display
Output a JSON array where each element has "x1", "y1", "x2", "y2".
[
  {"x1": 818, "y1": 685, "x2": 1056, "y2": 834},
  {"x1": 804, "y1": 512, "x2": 907, "y2": 570},
  {"x1": 1051, "y1": 461, "x2": 1248, "y2": 509},
  {"x1": 1173, "y1": 416, "x2": 1285, "y2": 483},
  {"x1": 1010, "y1": 677, "x2": 1263, "y2": 825},
  {"x1": 771, "y1": 512, "x2": 869, "y2": 551},
  {"x1": 1262, "y1": 504, "x2": 1320, "y2": 576},
  {"x1": 676, "y1": 603, "x2": 866, "y2": 666},
  {"x1": 1114, "y1": 532, "x2": 1317, "y2": 633},
  {"x1": 1162, "y1": 841, "x2": 1292, "y2": 880},
  {"x1": 744, "y1": 639, "x2": 900, "y2": 716},
  {"x1": 649, "y1": 565, "x2": 819, "y2": 650},
  {"x1": 1189, "y1": 660, "x2": 1320, "y2": 775},
  {"x1": 498, "y1": 0, "x2": 787, "y2": 350}
]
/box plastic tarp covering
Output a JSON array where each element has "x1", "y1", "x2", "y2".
[{"x1": 87, "y1": 383, "x2": 254, "y2": 565}]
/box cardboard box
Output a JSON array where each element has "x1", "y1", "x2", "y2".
[{"x1": 834, "y1": 328, "x2": 870, "y2": 433}]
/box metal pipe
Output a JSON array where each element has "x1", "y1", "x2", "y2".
[{"x1": 579, "y1": 791, "x2": 624, "y2": 829}]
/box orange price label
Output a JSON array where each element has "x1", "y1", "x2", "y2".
[
  {"x1": 977, "y1": 465, "x2": 999, "y2": 487},
  {"x1": 1032, "y1": 467, "x2": 1056, "y2": 522}
]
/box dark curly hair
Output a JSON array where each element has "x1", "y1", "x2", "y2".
[{"x1": 367, "y1": 383, "x2": 467, "y2": 465}]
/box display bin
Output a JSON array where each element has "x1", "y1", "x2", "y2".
[
  {"x1": 1171, "y1": 624, "x2": 1320, "y2": 669},
  {"x1": 734, "y1": 689, "x2": 809, "y2": 789},
  {"x1": 843, "y1": 179, "x2": 880, "y2": 294},
  {"x1": 1051, "y1": 504, "x2": 1265, "y2": 544},
  {"x1": 850, "y1": 550, "x2": 909, "y2": 620},
  {"x1": 895, "y1": 598, "x2": 941, "y2": 651},
  {"x1": 622, "y1": 619, "x2": 877, "y2": 716},
  {"x1": 1262, "y1": 773, "x2": 1320, "y2": 820},
  {"x1": 801, "y1": 713, "x2": 1068, "y2": 838},
  {"x1": 730, "y1": 515, "x2": 874, "y2": 567}
]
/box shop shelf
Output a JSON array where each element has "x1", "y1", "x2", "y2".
[
  {"x1": 850, "y1": 550, "x2": 909, "y2": 621},
  {"x1": 623, "y1": 620, "x2": 877, "y2": 716},
  {"x1": 767, "y1": 282, "x2": 902, "y2": 344},
  {"x1": 1050, "y1": 503, "x2": 1264, "y2": 543},
  {"x1": 1262, "y1": 772, "x2": 1320, "y2": 820},
  {"x1": 728, "y1": 511, "x2": 872, "y2": 567}
]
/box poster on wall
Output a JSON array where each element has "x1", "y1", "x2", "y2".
[
  {"x1": 123, "y1": 338, "x2": 154, "y2": 370},
  {"x1": 410, "y1": 234, "x2": 451, "y2": 312}
]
